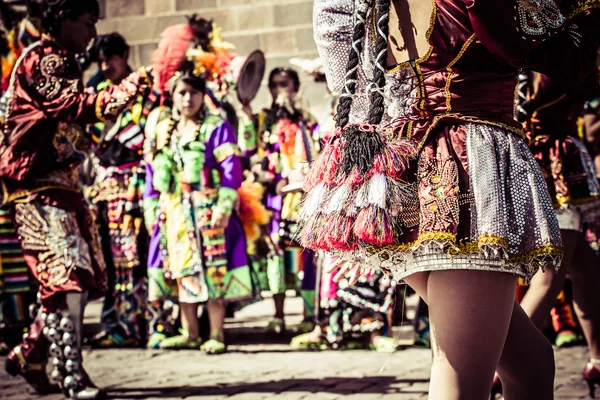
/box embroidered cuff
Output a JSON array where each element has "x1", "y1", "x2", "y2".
[
  {"x1": 214, "y1": 187, "x2": 238, "y2": 216},
  {"x1": 214, "y1": 142, "x2": 241, "y2": 163}
]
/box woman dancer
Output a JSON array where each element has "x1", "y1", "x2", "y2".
[
  {"x1": 303, "y1": 0, "x2": 599, "y2": 398},
  {"x1": 144, "y1": 58, "x2": 254, "y2": 353},
  {"x1": 519, "y1": 72, "x2": 600, "y2": 397}
]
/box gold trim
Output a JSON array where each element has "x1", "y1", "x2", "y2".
[
  {"x1": 415, "y1": 114, "x2": 527, "y2": 153},
  {"x1": 444, "y1": 34, "x2": 476, "y2": 113},
  {"x1": 568, "y1": 0, "x2": 600, "y2": 18},
  {"x1": 385, "y1": 0, "x2": 437, "y2": 75},
  {"x1": 366, "y1": 230, "x2": 562, "y2": 264},
  {"x1": 214, "y1": 142, "x2": 242, "y2": 163},
  {"x1": 531, "y1": 94, "x2": 567, "y2": 120}
]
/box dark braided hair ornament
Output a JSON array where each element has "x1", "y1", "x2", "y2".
[{"x1": 299, "y1": 0, "x2": 416, "y2": 251}]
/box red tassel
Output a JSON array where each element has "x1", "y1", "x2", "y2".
[
  {"x1": 325, "y1": 214, "x2": 358, "y2": 251},
  {"x1": 303, "y1": 139, "x2": 342, "y2": 192},
  {"x1": 299, "y1": 214, "x2": 330, "y2": 251},
  {"x1": 345, "y1": 167, "x2": 365, "y2": 186},
  {"x1": 353, "y1": 206, "x2": 396, "y2": 246}
]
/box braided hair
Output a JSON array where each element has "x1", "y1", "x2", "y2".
[
  {"x1": 338, "y1": 0, "x2": 391, "y2": 176},
  {"x1": 40, "y1": 0, "x2": 99, "y2": 37},
  {"x1": 334, "y1": 0, "x2": 370, "y2": 129}
]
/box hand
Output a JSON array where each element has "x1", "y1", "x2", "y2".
[
  {"x1": 327, "y1": 258, "x2": 365, "y2": 286},
  {"x1": 210, "y1": 210, "x2": 230, "y2": 230},
  {"x1": 275, "y1": 178, "x2": 289, "y2": 195},
  {"x1": 242, "y1": 104, "x2": 253, "y2": 118}
]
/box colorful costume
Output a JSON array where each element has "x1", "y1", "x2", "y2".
[
  {"x1": 528, "y1": 74, "x2": 600, "y2": 231},
  {"x1": 144, "y1": 110, "x2": 255, "y2": 307},
  {"x1": 300, "y1": 0, "x2": 600, "y2": 282},
  {"x1": 84, "y1": 79, "x2": 160, "y2": 346},
  {"x1": 239, "y1": 107, "x2": 320, "y2": 315},
  {"x1": 0, "y1": 35, "x2": 150, "y2": 397}
]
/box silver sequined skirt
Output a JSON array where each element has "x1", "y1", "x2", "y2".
[{"x1": 337, "y1": 122, "x2": 563, "y2": 283}]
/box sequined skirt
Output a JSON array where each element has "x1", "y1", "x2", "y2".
[
  {"x1": 530, "y1": 135, "x2": 600, "y2": 231},
  {"x1": 302, "y1": 123, "x2": 563, "y2": 283}
]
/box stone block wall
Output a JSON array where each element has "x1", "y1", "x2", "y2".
[{"x1": 95, "y1": 0, "x2": 328, "y2": 119}]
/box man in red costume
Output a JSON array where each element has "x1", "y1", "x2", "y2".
[{"x1": 0, "y1": 0, "x2": 151, "y2": 399}]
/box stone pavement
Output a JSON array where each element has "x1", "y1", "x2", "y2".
[{"x1": 0, "y1": 295, "x2": 594, "y2": 400}]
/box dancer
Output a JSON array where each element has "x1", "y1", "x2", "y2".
[
  {"x1": 144, "y1": 18, "x2": 255, "y2": 354},
  {"x1": 521, "y1": 71, "x2": 600, "y2": 397},
  {"x1": 304, "y1": 1, "x2": 599, "y2": 398},
  {"x1": 84, "y1": 32, "x2": 159, "y2": 348},
  {"x1": 239, "y1": 67, "x2": 320, "y2": 334},
  {"x1": 0, "y1": 0, "x2": 151, "y2": 397}
]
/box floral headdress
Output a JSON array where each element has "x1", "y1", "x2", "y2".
[{"x1": 151, "y1": 15, "x2": 237, "y2": 99}]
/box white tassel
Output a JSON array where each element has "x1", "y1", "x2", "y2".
[
  {"x1": 300, "y1": 183, "x2": 327, "y2": 218},
  {"x1": 367, "y1": 174, "x2": 388, "y2": 209},
  {"x1": 326, "y1": 184, "x2": 350, "y2": 214}
]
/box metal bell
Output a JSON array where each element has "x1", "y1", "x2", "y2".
[
  {"x1": 51, "y1": 357, "x2": 65, "y2": 369},
  {"x1": 46, "y1": 328, "x2": 61, "y2": 344},
  {"x1": 49, "y1": 343, "x2": 62, "y2": 358},
  {"x1": 71, "y1": 372, "x2": 84, "y2": 383},
  {"x1": 28, "y1": 304, "x2": 37, "y2": 320},
  {"x1": 63, "y1": 375, "x2": 78, "y2": 390},
  {"x1": 65, "y1": 359, "x2": 80, "y2": 373},
  {"x1": 63, "y1": 345, "x2": 79, "y2": 360},
  {"x1": 49, "y1": 368, "x2": 63, "y2": 384},
  {"x1": 42, "y1": 326, "x2": 49, "y2": 336},
  {"x1": 46, "y1": 313, "x2": 59, "y2": 328},
  {"x1": 59, "y1": 317, "x2": 75, "y2": 333},
  {"x1": 40, "y1": 312, "x2": 48, "y2": 322},
  {"x1": 62, "y1": 332, "x2": 75, "y2": 346}
]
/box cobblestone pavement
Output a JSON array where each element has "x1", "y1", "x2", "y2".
[{"x1": 0, "y1": 296, "x2": 594, "y2": 400}]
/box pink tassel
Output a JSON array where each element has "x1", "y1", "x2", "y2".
[
  {"x1": 353, "y1": 206, "x2": 396, "y2": 246},
  {"x1": 299, "y1": 214, "x2": 331, "y2": 251},
  {"x1": 345, "y1": 167, "x2": 365, "y2": 186},
  {"x1": 303, "y1": 131, "x2": 343, "y2": 192},
  {"x1": 325, "y1": 214, "x2": 357, "y2": 251}
]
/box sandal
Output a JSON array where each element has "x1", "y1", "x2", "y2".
[
  {"x1": 146, "y1": 332, "x2": 167, "y2": 349},
  {"x1": 290, "y1": 332, "x2": 326, "y2": 350},
  {"x1": 159, "y1": 330, "x2": 202, "y2": 350},
  {"x1": 200, "y1": 339, "x2": 227, "y2": 355},
  {"x1": 266, "y1": 317, "x2": 285, "y2": 335},
  {"x1": 555, "y1": 330, "x2": 580, "y2": 348},
  {"x1": 295, "y1": 319, "x2": 316, "y2": 334},
  {"x1": 370, "y1": 336, "x2": 400, "y2": 353}
]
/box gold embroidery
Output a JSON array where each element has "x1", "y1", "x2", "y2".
[
  {"x1": 568, "y1": 0, "x2": 600, "y2": 18},
  {"x1": 213, "y1": 142, "x2": 241, "y2": 163},
  {"x1": 366, "y1": 230, "x2": 561, "y2": 265}
]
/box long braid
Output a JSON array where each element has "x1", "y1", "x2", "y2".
[
  {"x1": 367, "y1": 0, "x2": 390, "y2": 125},
  {"x1": 334, "y1": 0, "x2": 370, "y2": 128},
  {"x1": 339, "y1": 0, "x2": 390, "y2": 176}
]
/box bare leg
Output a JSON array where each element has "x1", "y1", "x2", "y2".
[
  {"x1": 427, "y1": 270, "x2": 517, "y2": 399},
  {"x1": 273, "y1": 293, "x2": 285, "y2": 320},
  {"x1": 570, "y1": 235, "x2": 600, "y2": 360},
  {"x1": 496, "y1": 302, "x2": 556, "y2": 400},
  {"x1": 405, "y1": 271, "x2": 555, "y2": 399},
  {"x1": 179, "y1": 303, "x2": 200, "y2": 340},
  {"x1": 519, "y1": 230, "x2": 577, "y2": 328},
  {"x1": 207, "y1": 299, "x2": 226, "y2": 342}
]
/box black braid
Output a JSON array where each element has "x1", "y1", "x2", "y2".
[
  {"x1": 366, "y1": 0, "x2": 390, "y2": 125},
  {"x1": 334, "y1": 0, "x2": 370, "y2": 128}
]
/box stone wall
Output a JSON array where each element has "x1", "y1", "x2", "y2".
[{"x1": 96, "y1": 0, "x2": 328, "y2": 118}]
